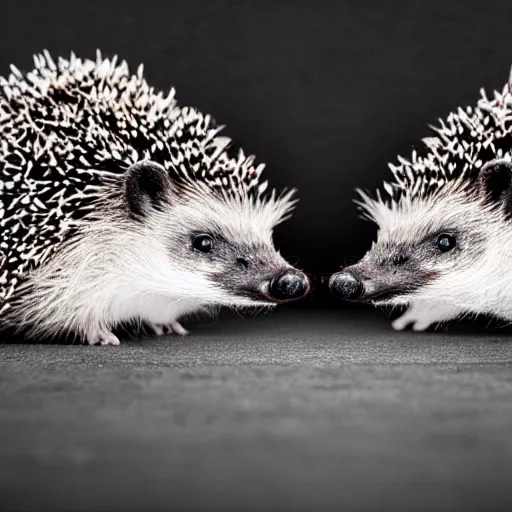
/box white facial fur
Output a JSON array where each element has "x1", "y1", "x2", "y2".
[
  {"x1": 356, "y1": 182, "x2": 512, "y2": 323},
  {"x1": 6, "y1": 184, "x2": 298, "y2": 342}
]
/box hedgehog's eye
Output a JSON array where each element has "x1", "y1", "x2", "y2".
[
  {"x1": 437, "y1": 234, "x2": 456, "y2": 252},
  {"x1": 192, "y1": 234, "x2": 213, "y2": 253}
]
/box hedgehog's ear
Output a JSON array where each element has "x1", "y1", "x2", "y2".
[
  {"x1": 124, "y1": 161, "x2": 174, "y2": 218},
  {"x1": 477, "y1": 159, "x2": 512, "y2": 212}
]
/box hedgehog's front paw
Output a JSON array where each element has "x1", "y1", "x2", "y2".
[
  {"x1": 86, "y1": 329, "x2": 120, "y2": 346},
  {"x1": 392, "y1": 310, "x2": 435, "y2": 332},
  {"x1": 392, "y1": 300, "x2": 462, "y2": 332},
  {"x1": 149, "y1": 321, "x2": 189, "y2": 337}
]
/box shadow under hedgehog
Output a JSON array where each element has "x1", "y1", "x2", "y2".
[
  {"x1": 0, "y1": 50, "x2": 310, "y2": 345},
  {"x1": 329, "y1": 66, "x2": 512, "y2": 332}
]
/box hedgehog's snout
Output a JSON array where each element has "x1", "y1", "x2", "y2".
[
  {"x1": 328, "y1": 271, "x2": 364, "y2": 300},
  {"x1": 267, "y1": 270, "x2": 310, "y2": 302}
]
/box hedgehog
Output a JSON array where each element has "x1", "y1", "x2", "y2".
[
  {"x1": 329, "y1": 66, "x2": 512, "y2": 331},
  {"x1": 0, "y1": 50, "x2": 310, "y2": 345}
]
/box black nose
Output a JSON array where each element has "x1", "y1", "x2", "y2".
[
  {"x1": 268, "y1": 270, "x2": 309, "y2": 301},
  {"x1": 329, "y1": 271, "x2": 363, "y2": 300}
]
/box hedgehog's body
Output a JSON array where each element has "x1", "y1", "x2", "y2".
[
  {"x1": 329, "y1": 68, "x2": 512, "y2": 331},
  {"x1": 0, "y1": 51, "x2": 309, "y2": 344}
]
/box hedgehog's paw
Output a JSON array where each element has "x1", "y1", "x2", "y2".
[
  {"x1": 170, "y1": 321, "x2": 189, "y2": 336},
  {"x1": 392, "y1": 308, "x2": 421, "y2": 331},
  {"x1": 149, "y1": 323, "x2": 168, "y2": 336},
  {"x1": 149, "y1": 321, "x2": 189, "y2": 337},
  {"x1": 392, "y1": 300, "x2": 461, "y2": 332},
  {"x1": 392, "y1": 306, "x2": 438, "y2": 332},
  {"x1": 86, "y1": 329, "x2": 121, "y2": 346}
]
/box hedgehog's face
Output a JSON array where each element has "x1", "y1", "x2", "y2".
[
  {"x1": 124, "y1": 161, "x2": 310, "y2": 307},
  {"x1": 330, "y1": 159, "x2": 512, "y2": 310}
]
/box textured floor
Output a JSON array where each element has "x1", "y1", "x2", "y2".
[{"x1": 2, "y1": 307, "x2": 512, "y2": 512}]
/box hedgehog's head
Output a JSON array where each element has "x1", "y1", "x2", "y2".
[
  {"x1": 329, "y1": 159, "x2": 512, "y2": 313},
  {"x1": 122, "y1": 160, "x2": 309, "y2": 308}
]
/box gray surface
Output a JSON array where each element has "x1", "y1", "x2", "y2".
[{"x1": 2, "y1": 308, "x2": 512, "y2": 512}]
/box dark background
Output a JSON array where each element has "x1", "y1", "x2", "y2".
[
  {"x1": 4, "y1": 0, "x2": 512, "y2": 307},
  {"x1": 4, "y1": 3, "x2": 512, "y2": 512}
]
